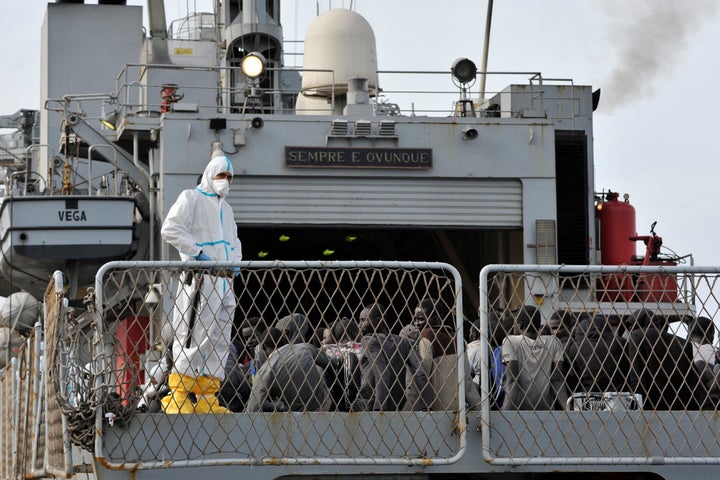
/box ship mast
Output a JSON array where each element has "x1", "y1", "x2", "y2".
[{"x1": 479, "y1": 0, "x2": 493, "y2": 100}]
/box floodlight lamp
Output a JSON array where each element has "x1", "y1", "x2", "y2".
[
  {"x1": 451, "y1": 57, "x2": 477, "y2": 84},
  {"x1": 100, "y1": 110, "x2": 118, "y2": 130},
  {"x1": 241, "y1": 52, "x2": 267, "y2": 79}
]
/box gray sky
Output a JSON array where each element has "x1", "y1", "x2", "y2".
[{"x1": 2, "y1": 0, "x2": 719, "y2": 306}]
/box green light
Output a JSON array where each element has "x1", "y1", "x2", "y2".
[
  {"x1": 322, "y1": 249, "x2": 335, "y2": 256},
  {"x1": 258, "y1": 251, "x2": 269, "y2": 258},
  {"x1": 278, "y1": 234, "x2": 290, "y2": 242},
  {"x1": 344, "y1": 235, "x2": 357, "y2": 242}
]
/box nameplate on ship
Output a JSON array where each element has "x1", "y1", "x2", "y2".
[{"x1": 285, "y1": 147, "x2": 432, "y2": 169}]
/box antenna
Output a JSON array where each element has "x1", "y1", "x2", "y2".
[{"x1": 479, "y1": 0, "x2": 494, "y2": 100}]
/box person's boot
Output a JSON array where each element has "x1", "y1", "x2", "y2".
[
  {"x1": 193, "y1": 375, "x2": 231, "y2": 414},
  {"x1": 161, "y1": 373, "x2": 196, "y2": 414}
]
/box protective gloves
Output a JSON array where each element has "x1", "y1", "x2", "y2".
[
  {"x1": 195, "y1": 251, "x2": 213, "y2": 261},
  {"x1": 195, "y1": 251, "x2": 240, "y2": 276}
]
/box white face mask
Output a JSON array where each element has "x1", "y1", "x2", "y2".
[{"x1": 212, "y1": 179, "x2": 230, "y2": 196}]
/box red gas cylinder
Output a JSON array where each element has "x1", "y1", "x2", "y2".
[
  {"x1": 597, "y1": 191, "x2": 637, "y2": 265},
  {"x1": 596, "y1": 192, "x2": 637, "y2": 302},
  {"x1": 597, "y1": 273, "x2": 634, "y2": 302}
]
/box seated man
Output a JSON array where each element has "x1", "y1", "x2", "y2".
[
  {"x1": 234, "y1": 316, "x2": 265, "y2": 366},
  {"x1": 245, "y1": 327, "x2": 331, "y2": 412},
  {"x1": 352, "y1": 303, "x2": 432, "y2": 411},
  {"x1": 219, "y1": 325, "x2": 263, "y2": 412},
  {"x1": 413, "y1": 298, "x2": 482, "y2": 411},
  {"x1": 565, "y1": 313, "x2": 628, "y2": 394},
  {"x1": 322, "y1": 318, "x2": 364, "y2": 411},
  {"x1": 502, "y1": 306, "x2": 568, "y2": 410},
  {"x1": 626, "y1": 309, "x2": 701, "y2": 410},
  {"x1": 275, "y1": 312, "x2": 309, "y2": 345},
  {"x1": 689, "y1": 316, "x2": 717, "y2": 368}
]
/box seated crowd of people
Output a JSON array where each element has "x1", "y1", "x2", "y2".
[
  {"x1": 139, "y1": 301, "x2": 718, "y2": 414},
  {"x1": 475, "y1": 305, "x2": 720, "y2": 411},
  {"x1": 141, "y1": 299, "x2": 481, "y2": 414}
]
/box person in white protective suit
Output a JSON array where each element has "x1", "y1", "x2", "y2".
[{"x1": 160, "y1": 152, "x2": 243, "y2": 414}]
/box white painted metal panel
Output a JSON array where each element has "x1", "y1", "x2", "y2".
[
  {"x1": 5, "y1": 197, "x2": 135, "y2": 229},
  {"x1": 228, "y1": 177, "x2": 522, "y2": 227}
]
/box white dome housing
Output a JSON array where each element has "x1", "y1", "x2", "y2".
[
  {"x1": 0, "y1": 327, "x2": 23, "y2": 368},
  {"x1": 0, "y1": 292, "x2": 41, "y2": 335},
  {"x1": 301, "y1": 9, "x2": 378, "y2": 98}
]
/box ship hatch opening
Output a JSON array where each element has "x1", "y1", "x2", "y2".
[
  {"x1": 236, "y1": 226, "x2": 522, "y2": 330},
  {"x1": 555, "y1": 130, "x2": 589, "y2": 265}
]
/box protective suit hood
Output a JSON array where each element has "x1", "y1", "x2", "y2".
[{"x1": 198, "y1": 154, "x2": 234, "y2": 196}]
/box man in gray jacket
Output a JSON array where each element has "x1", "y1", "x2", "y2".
[
  {"x1": 246, "y1": 328, "x2": 331, "y2": 412},
  {"x1": 353, "y1": 303, "x2": 432, "y2": 411}
]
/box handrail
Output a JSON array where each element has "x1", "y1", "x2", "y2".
[
  {"x1": 479, "y1": 263, "x2": 720, "y2": 467},
  {"x1": 106, "y1": 62, "x2": 584, "y2": 119},
  {"x1": 92, "y1": 260, "x2": 467, "y2": 469},
  {"x1": 87, "y1": 145, "x2": 118, "y2": 195}
]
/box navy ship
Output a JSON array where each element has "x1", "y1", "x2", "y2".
[{"x1": 0, "y1": 2, "x2": 717, "y2": 480}]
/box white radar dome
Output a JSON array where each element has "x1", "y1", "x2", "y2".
[{"x1": 301, "y1": 9, "x2": 378, "y2": 98}]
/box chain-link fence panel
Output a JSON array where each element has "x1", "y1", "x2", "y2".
[
  {"x1": 0, "y1": 273, "x2": 75, "y2": 480},
  {"x1": 14, "y1": 340, "x2": 28, "y2": 479},
  {"x1": 43, "y1": 272, "x2": 81, "y2": 478},
  {"x1": 479, "y1": 264, "x2": 720, "y2": 466},
  {"x1": 44, "y1": 267, "x2": 136, "y2": 457},
  {"x1": 91, "y1": 260, "x2": 469, "y2": 468},
  {"x1": 0, "y1": 358, "x2": 15, "y2": 480},
  {"x1": 0, "y1": 281, "x2": 72, "y2": 479},
  {"x1": 23, "y1": 329, "x2": 46, "y2": 478}
]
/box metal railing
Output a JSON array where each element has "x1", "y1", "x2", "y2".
[
  {"x1": 82, "y1": 260, "x2": 468, "y2": 469},
  {"x1": 479, "y1": 264, "x2": 720, "y2": 466},
  {"x1": 8, "y1": 263, "x2": 718, "y2": 477},
  {"x1": 109, "y1": 62, "x2": 579, "y2": 119}
]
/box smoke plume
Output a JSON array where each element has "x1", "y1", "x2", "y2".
[{"x1": 600, "y1": 0, "x2": 718, "y2": 113}]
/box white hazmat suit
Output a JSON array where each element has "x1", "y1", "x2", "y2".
[{"x1": 160, "y1": 153, "x2": 242, "y2": 413}]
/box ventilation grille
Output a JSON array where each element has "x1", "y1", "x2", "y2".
[
  {"x1": 354, "y1": 120, "x2": 371, "y2": 136},
  {"x1": 330, "y1": 120, "x2": 348, "y2": 136},
  {"x1": 378, "y1": 120, "x2": 396, "y2": 137}
]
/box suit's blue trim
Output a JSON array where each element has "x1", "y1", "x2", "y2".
[
  {"x1": 195, "y1": 186, "x2": 217, "y2": 197},
  {"x1": 194, "y1": 240, "x2": 231, "y2": 248}
]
